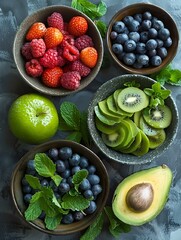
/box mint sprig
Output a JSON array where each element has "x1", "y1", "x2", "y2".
[{"x1": 59, "y1": 101, "x2": 91, "y2": 146}]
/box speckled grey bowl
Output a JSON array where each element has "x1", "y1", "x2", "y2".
[
  {"x1": 88, "y1": 74, "x2": 179, "y2": 165},
  {"x1": 13, "y1": 5, "x2": 103, "y2": 96}
]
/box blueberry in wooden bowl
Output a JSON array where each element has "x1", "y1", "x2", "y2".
[
  {"x1": 11, "y1": 140, "x2": 109, "y2": 235},
  {"x1": 107, "y1": 3, "x2": 179, "y2": 75}
]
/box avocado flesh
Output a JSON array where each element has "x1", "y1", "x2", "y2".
[{"x1": 112, "y1": 165, "x2": 172, "y2": 226}]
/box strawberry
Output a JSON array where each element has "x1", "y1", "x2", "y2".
[
  {"x1": 26, "y1": 22, "x2": 46, "y2": 41},
  {"x1": 42, "y1": 66, "x2": 63, "y2": 88},
  {"x1": 68, "y1": 16, "x2": 88, "y2": 37},
  {"x1": 44, "y1": 27, "x2": 63, "y2": 49},
  {"x1": 80, "y1": 47, "x2": 98, "y2": 68}
]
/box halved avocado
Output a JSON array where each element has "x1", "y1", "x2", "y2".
[{"x1": 112, "y1": 165, "x2": 172, "y2": 226}]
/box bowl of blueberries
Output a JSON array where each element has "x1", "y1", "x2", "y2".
[
  {"x1": 11, "y1": 140, "x2": 109, "y2": 235},
  {"x1": 107, "y1": 3, "x2": 179, "y2": 75}
]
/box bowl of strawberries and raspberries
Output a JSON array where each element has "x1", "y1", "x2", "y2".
[{"x1": 13, "y1": 5, "x2": 103, "y2": 96}]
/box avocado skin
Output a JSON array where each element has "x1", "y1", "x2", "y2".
[{"x1": 112, "y1": 165, "x2": 172, "y2": 226}]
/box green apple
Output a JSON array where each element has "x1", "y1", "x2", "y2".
[{"x1": 8, "y1": 93, "x2": 59, "y2": 144}]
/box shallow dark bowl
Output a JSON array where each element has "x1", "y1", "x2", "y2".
[
  {"x1": 13, "y1": 5, "x2": 103, "y2": 96},
  {"x1": 107, "y1": 3, "x2": 179, "y2": 75},
  {"x1": 11, "y1": 140, "x2": 109, "y2": 235},
  {"x1": 87, "y1": 74, "x2": 179, "y2": 165}
]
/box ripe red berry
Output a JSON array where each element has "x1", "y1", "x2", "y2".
[
  {"x1": 39, "y1": 49, "x2": 59, "y2": 68},
  {"x1": 42, "y1": 67, "x2": 63, "y2": 88},
  {"x1": 68, "y1": 16, "x2": 88, "y2": 37},
  {"x1": 60, "y1": 71, "x2": 81, "y2": 90},
  {"x1": 21, "y1": 42, "x2": 33, "y2": 60},
  {"x1": 80, "y1": 47, "x2": 98, "y2": 68},
  {"x1": 44, "y1": 27, "x2": 63, "y2": 49},
  {"x1": 74, "y1": 35, "x2": 94, "y2": 51},
  {"x1": 26, "y1": 22, "x2": 46, "y2": 41},
  {"x1": 47, "y1": 12, "x2": 64, "y2": 31},
  {"x1": 70, "y1": 60, "x2": 91, "y2": 77},
  {"x1": 30, "y1": 38, "x2": 46, "y2": 58},
  {"x1": 25, "y1": 59, "x2": 43, "y2": 77}
]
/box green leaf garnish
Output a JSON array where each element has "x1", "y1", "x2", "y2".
[
  {"x1": 45, "y1": 214, "x2": 62, "y2": 230},
  {"x1": 66, "y1": 131, "x2": 82, "y2": 143},
  {"x1": 35, "y1": 153, "x2": 56, "y2": 177},
  {"x1": 25, "y1": 174, "x2": 41, "y2": 190},
  {"x1": 95, "y1": 20, "x2": 107, "y2": 38},
  {"x1": 61, "y1": 194, "x2": 90, "y2": 211},
  {"x1": 80, "y1": 211, "x2": 104, "y2": 240},
  {"x1": 51, "y1": 174, "x2": 62, "y2": 187},
  {"x1": 124, "y1": 81, "x2": 141, "y2": 88},
  {"x1": 72, "y1": 169, "x2": 88, "y2": 192},
  {"x1": 25, "y1": 201, "x2": 42, "y2": 221}
]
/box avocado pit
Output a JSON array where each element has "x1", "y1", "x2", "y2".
[{"x1": 126, "y1": 183, "x2": 154, "y2": 212}]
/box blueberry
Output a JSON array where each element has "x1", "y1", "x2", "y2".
[
  {"x1": 55, "y1": 160, "x2": 66, "y2": 173},
  {"x1": 61, "y1": 178, "x2": 67, "y2": 183},
  {"x1": 58, "y1": 182, "x2": 70, "y2": 193},
  {"x1": 54, "y1": 192, "x2": 61, "y2": 199},
  {"x1": 148, "y1": 28, "x2": 158, "y2": 38},
  {"x1": 64, "y1": 160, "x2": 70, "y2": 169},
  {"x1": 123, "y1": 15, "x2": 134, "y2": 25},
  {"x1": 83, "y1": 189, "x2": 93, "y2": 199},
  {"x1": 69, "y1": 153, "x2": 81, "y2": 166},
  {"x1": 123, "y1": 53, "x2": 136, "y2": 66},
  {"x1": 152, "y1": 20, "x2": 164, "y2": 30},
  {"x1": 67, "y1": 176, "x2": 73, "y2": 188},
  {"x1": 128, "y1": 20, "x2": 140, "y2": 32},
  {"x1": 79, "y1": 156, "x2": 89, "y2": 168},
  {"x1": 74, "y1": 211, "x2": 84, "y2": 221},
  {"x1": 133, "y1": 13, "x2": 142, "y2": 23},
  {"x1": 24, "y1": 193, "x2": 32, "y2": 204},
  {"x1": 59, "y1": 147, "x2": 72, "y2": 160},
  {"x1": 21, "y1": 176, "x2": 28, "y2": 186},
  {"x1": 133, "y1": 61, "x2": 143, "y2": 69},
  {"x1": 112, "y1": 43, "x2": 123, "y2": 55},
  {"x1": 84, "y1": 201, "x2": 97, "y2": 214},
  {"x1": 91, "y1": 184, "x2": 102, "y2": 196},
  {"x1": 49, "y1": 180, "x2": 58, "y2": 192},
  {"x1": 87, "y1": 165, "x2": 96, "y2": 174},
  {"x1": 38, "y1": 211, "x2": 46, "y2": 220},
  {"x1": 164, "y1": 37, "x2": 172, "y2": 48},
  {"x1": 48, "y1": 148, "x2": 59, "y2": 160},
  {"x1": 146, "y1": 39, "x2": 158, "y2": 50},
  {"x1": 136, "y1": 42, "x2": 146, "y2": 54},
  {"x1": 150, "y1": 55, "x2": 162, "y2": 66},
  {"x1": 128, "y1": 32, "x2": 140, "y2": 43},
  {"x1": 140, "y1": 31, "x2": 149, "y2": 43},
  {"x1": 87, "y1": 174, "x2": 100, "y2": 185},
  {"x1": 112, "y1": 21, "x2": 125, "y2": 33},
  {"x1": 22, "y1": 185, "x2": 32, "y2": 194},
  {"x1": 26, "y1": 169, "x2": 36, "y2": 176},
  {"x1": 156, "y1": 39, "x2": 164, "y2": 48},
  {"x1": 72, "y1": 166, "x2": 81, "y2": 175},
  {"x1": 110, "y1": 31, "x2": 118, "y2": 40},
  {"x1": 115, "y1": 33, "x2": 128, "y2": 44},
  {"x1": 157, "y1": 47, "x2": 168, "y2": 59},
  {"x1": 60, "y1": 169, "x2": 71, "y2": 179},
  {"x1": 137, "y1": 54, "x2": 149, "y2": 65},
  {"x1": 147, "y1": 49, "x2": 157, "y2": 57},
  {"x1": 27, "y1": 160, "x2": 35, "y2": 171},
  {"x1": 158, "y1": 28, "x2": 170, "y2": 41},
  {"x1": 124, "y1": 40, "x2": 136, "y2": 52},
  {"x1": 143, "y1": 11, "x2": 152, "y2": 20},
  {"x1": 61, "y1": 213, "x2": 74, "y2": 224},
  {"x1": 141, "y1": 20, "x2": 152, "y2": 30},
  {"x1": 122, "y1": 27, "x2": 129, "y2": 34},
  {"x1": 79, "y1": 179, "x2": 91, "y2": 191},
  {"x1": 117, "y1": 52, "x2": 126, "y2": 61},
  {"x1": 41, "y1": 179, "x2": 49, "y2": 187}
]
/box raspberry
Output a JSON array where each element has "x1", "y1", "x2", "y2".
[
  {"x1": 62, "y1": 41, "x2": 79, "y2": 61},
  {"x1": 58, "y1": 55, "x2": 66, "y2": 67},
  {"x1": 44, "y1": 27, "x2": 63, "y2": 49},
  {"x1": 25, "y1": 59, "x2": 43, "y2": 77},
  {"x1": 26, "y1": 22, "x2": 46, "y2": 41},
  {"x1": 30, "y1": 38, "x2": 46, "y2": 58},
  {"x1": 47, "y1": 12, "x2": 64, "y2": 31},
  {"x1": 80, "y1": 47, "x2": 98, "y2": 68},
  {"x1": 74, "y1": 35, "x2": 94, "y2": 51},
  {"x1": 68, "y1": 16, "x2": 88, "y2": 37},
  {"x1": 42, "y1": 66, "x2": 63, "y2": 88},
  {"x1": 70, "y1": 60, "x2": 91, "y2": 77},
  {"x1": 39, "y1": 49, "x2": 59, "y2": 68},
  {"x1": 21, "y1": 42, "x2": 33, "y2": 60},
  {"x1": 60, "y1": 71, "x2": 81, "y2": 90}
]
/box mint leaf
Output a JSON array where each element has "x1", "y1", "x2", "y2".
[
  {"x1": 61, "y1": 194, "x2": 90, "y2": 211},
  {"x1": 95, "y1": 20, "x2": 107, "y2": 38},
  {"x1": 80, "y1": 111, "x2": 90, "y2": 146},
  {"x1": 35, "y1": 153, "x2": 55, "y2": 177},
  {"x1": 60, "y1": 101, "x2": 81, "y2": 131},
  {"x1": 25, "y1": 174, "x2": 41, "y2": 190},
  {"x1": 72, "y1": 169, "x2": 88, "y2": 191},
  {"x1": 30, "y1": 191, "x2": 42, "y2": 203},
  {"x1": 59, "y1": 114, "x2": 76, "y2": 131},
  {"x1": 25, "y1": 201, "x2": 42, "y2": 221},
  {"x1": 80, "y1": 211, "x2": 104, "y2": 240},
  {"x1": 97, "y1": 1, "x2": 107, "y2": 16},
  {"x1": 51, "y1": 174, "x2": 62, "y2": 187},
  {"x1": 45, "y1": 214, "x2": 62, "y2": 230},
  {"x1": 124, "y1": 81, "x2": 140, "y2": 88},
  {"x1": 66, "y1": 131, "x2": 82, "y2": 143},
  {"x1": 168, "y1": 69, "x2": 181, "y2": 85}
]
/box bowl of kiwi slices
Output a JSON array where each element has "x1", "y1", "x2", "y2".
[{"x1": 87, "y1": 74, "x2": 179, "y2": 164}]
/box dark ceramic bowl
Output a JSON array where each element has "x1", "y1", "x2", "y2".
[
  {"x1": 87, "y1": 74, "x2": 179, "y2": 165},
  {"x1": 13, "y1": 5, "x2": 103, "y2": 96},
  {"x1": 11, "y1": 140, "x2": 109, "y2": 235},
  {"x1": 107, "y1": 3, "x2": 179, "y2": 75}
]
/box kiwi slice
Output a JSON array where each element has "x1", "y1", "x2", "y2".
[
  {"x1": 95, "y1": 116, "x2": 119, "y2": 134},
  {"x1": 132, "y1": 130, "x2": 150, "y2": 156},
  {"x1": 139, "y1": 116, "x2": 161, "y2": 136},
  {"x1": 102, "y1": 127, "x2": 125, "y2": 147},
  {"x1": 120, "y1": 130, "x2": 142, "y2": 154},
  {"x1": 148, "y1": 129, "x2": 166, "y2": 149},
  {"x1": 106, "y1": 94, "x2": 125, "y2": 117},
  {"x1": 133, "y1": 111, "x2": 142, "y2": 127},
  {"x1": 117, "y1": 87, "x2": 149, "y2": 113},
  {"x1": 98, "y1": 99, "x2": 122, "y2": 122},
  {"x1": 143, "y1": 105, "x2": 172, "y2": 129},
  {"x1": 94, "y1": 106, "x2": 117, "y2": 125}
]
